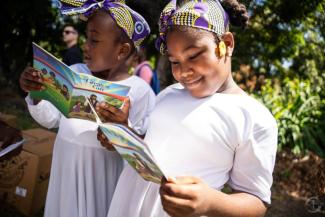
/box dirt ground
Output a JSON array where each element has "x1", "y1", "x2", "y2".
[{"x1": 266, "y1": 150, "x2": 325, "y2": 217}]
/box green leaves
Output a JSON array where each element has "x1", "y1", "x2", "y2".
[{"x1": 255, "y1": 76, "x2": 325, "y2": 157}]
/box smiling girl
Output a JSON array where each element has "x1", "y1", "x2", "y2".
[{"x1": 104, "y1": 0, "x2": 278, "y2": 217}]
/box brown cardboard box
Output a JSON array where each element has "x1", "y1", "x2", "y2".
[
  {"x1": 0, "y1": 128, "x2": 56, "y2": 216},
  {"x1": 0, "y1": 112, "x2": 17, "y2": 128}
]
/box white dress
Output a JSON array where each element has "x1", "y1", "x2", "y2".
[
  {"x1": 107, "y1": 83, "x2": 278, "y2": 217},
  {"x1": 26, "y1": 64, "x2": 156, "y2": 217}
]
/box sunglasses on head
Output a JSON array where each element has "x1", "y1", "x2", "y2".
[{"x1": 63, "y1": 30, "x2": 76, "y2": 35}]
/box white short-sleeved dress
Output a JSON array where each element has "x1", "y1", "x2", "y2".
[
  {"x1": 107, "y1": 83, "x2": 278, "y2": 217},
  {"x1": 26, "y1": 63, "x2": 156, "y2": 217}
]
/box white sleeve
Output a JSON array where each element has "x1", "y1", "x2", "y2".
[
  {"x1": 128, "y1": 89, "x2": 156, "y2": 135},
  {"x1": 227, "y1": 119, "x2": 278, "y2": 204},
  {"x1": 25, "y1": 95, "x2": 62, "y2": 129}
]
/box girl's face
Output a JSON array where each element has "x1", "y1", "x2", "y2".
[
  {"x1": 84, "y1": 12, "x2": 121, "y2": 74},
  {"x1": 166, "y1": 27, "x2": 231, "y2": 98}
]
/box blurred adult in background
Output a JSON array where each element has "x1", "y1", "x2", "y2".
[{"x1": 62, "y1": 24, "x2": 83, "y2": 66}]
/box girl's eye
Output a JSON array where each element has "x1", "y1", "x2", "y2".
[
  {"x1": 170, "y1": 60, "x2": 179, "y2": 65},
  {"x1": 189, "y1": 51, "x2": 202, "y2": 60},
  {"x1": 86, "y1": 37, "x2": 99, "y2": 45}
]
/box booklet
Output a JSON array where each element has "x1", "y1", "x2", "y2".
[
  {"x1": 0, "y1": 139, "x2": 25, "y2": 158},
  {"x1": 30, "y1": 42, "x2": 131, "y2": 122},
  {"x1": 87, "y1": 98, "x2": 166, "y2": 184}
]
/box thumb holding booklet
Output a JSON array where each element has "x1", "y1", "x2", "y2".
[
  {"x1": 96, "y1": 97, "x2": 131, "y2": 126},
  {"x1": 86, "y1": 97, "x2": 166, "y2": 184}
]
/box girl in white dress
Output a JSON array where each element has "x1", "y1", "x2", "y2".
[
  {"x1": 18, "y1": 1, "x2": 155, "y2": 217},
  {"x1": 103, "y1": 0, "x2": 278, "y2": 217}
]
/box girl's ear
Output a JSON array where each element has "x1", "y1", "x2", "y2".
[
  {"x1": 118, "y1": 43, "x2": 132, "y2": 60},
  {"x1": 222, "y1": 32, "x2": 234, "y2": 57},
  {"x1": 215, "y1": 32, "x2": 235, "y2": 58}
]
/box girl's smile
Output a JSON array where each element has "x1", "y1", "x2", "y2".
[
  {"x1": 166, "y1": 27, "x2": 233, "y2": 98},
  {"x1": 181, "y1": 76, "x2": 203, "y2": 89}
]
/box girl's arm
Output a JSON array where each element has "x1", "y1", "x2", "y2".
[
  {"x1": 25, "y1": 95, "x2": 62, "y2": 129},
  {"x1": 160, "y1": 176, "x2": 266, "y2": 217},
  {"x1": 20, "y1": 66, "x2": 62, "y2": 129},
  {"x1": 160, "y1": 115, "x2": 277, "y2": 217}
]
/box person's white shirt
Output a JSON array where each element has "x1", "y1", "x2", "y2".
[
  {"x1": 26, "y1": 63, "x2": 156, "y2": 217},
  {"x1": 107, "y1": 83, "x2": 277, "y2": 217}
]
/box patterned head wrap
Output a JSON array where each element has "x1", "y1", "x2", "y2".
[
  {"x1": 57, "y1": 0, "x2": 150, "y2": 47},
  {"x1": 156, "y1": 0, "x2": 229, "y2": 54}
]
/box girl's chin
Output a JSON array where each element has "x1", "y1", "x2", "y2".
[
  {"x1": 187, "y1": 86, "x2": 218, "y2": 98},
  {"x1": 92, "y1": 71, "x2": 107, "y2": 79},
  {"x1": 188, "y1": 89, "x2": 213, "y2": 98}
]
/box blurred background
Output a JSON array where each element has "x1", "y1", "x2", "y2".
[{"x1": 0, "y1": 0, "x2": 324, "y2": 216}]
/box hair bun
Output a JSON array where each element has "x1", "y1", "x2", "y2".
[{"x1": 221, "y1": 0, "x2": 249, "y2": 29}]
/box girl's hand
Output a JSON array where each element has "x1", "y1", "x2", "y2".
[
  {"x1": 96, "y1": 97, "x2": 130, "y2": 125},
  {"x1": 160, "y1": 176, "x2": 212, "y2": 217},
  {"x1": 19, "y1": 66, "x2": 44, "y2": 92},
  {"x1": 97, "y1": 128, "x2": 116, "y2": 151}
]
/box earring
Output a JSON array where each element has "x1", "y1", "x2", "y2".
[
  {"x1": 226, "y1": 50, "x2": 232, "y2": 57},
  {"x1": 216, "y1": 41, "x2": 227, "y2": 57}
]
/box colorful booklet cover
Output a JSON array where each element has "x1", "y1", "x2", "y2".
[
  {"x1": 30, "y1": 42, "x2": 131, "y2": 122},
  {"x1": 87, "y1": 98, "x2": 166, "y2": 184}
]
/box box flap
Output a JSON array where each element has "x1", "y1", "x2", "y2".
[
  {"x1": 22, "y1": 129, "x2": 56, "y2": 156},
  {"x1": 0, "y1": 113, "x2": 17, "y2": 128}
]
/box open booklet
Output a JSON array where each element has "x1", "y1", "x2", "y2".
[
  {"x1": 30, "y1": 42, "x2": 131, "y2": 122},
  {"x1": 86, "y1": 98, "x2": 166, "y2": 184},
  {"x1": 0, "y1": 139, "x2": 25, "y2": 158}
]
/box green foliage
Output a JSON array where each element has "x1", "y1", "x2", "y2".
[
  {"x1": 232, "y1": 0, "x2": 325, "y2": 157},
  {"x1": 255, "y1": 74, "x2": 325, "y2": 157},
  {"x1": 233, "y1": 0, "x2": 325, "y2": 79}
]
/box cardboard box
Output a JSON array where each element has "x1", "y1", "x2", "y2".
[
  {"x1": 0, "y1": 112, "x2": 17, "y2": 128},
  {"x1": 0, "y1": 128, "x2": 56, "y2": 216}
]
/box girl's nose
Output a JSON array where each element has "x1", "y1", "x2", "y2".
[{"x1": 180, "y1": 66, "x2": 194, "y2": 78}]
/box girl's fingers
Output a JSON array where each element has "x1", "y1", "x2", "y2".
[
  {"x1": 23, "y1": 68, "x2": 43, "y2": 82},
  {"x1": 101, "y1": 103, "x2": 119, "y2": 114},
  {"x1": 160, "y1": 190, "x2": 191, "y2": 212},
  {"x1": 172, "y1": 176, "x2": 200, "y2": 184},
  {"x1": 162, "y1": 183, "x2": 196, "y2": 199},
  {"x1": 20, "y1": 68, "x2": 44, "y2": 92},
  {"x1": 97, "y1": 131, "x2": 108, "y2": 142},
  {"x1": 105, "y1": 142, "x2": 116, "y2": 151},
  {"x1": 20, "y1": 80, "x2": 43, "y2": 91},
  {"x1": 97, "y1": 109, "x2": 113, "y2": 120},
  {"x1": 97, "y1": 130, "x2": 115, "y2": 151},
  {"x1": 22, "y1": 79, "x2": 44, "y2": 90}
]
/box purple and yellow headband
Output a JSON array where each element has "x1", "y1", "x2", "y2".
[
  {"x1": 57, "y1": 0, "x2": 150, "y2": 47},
  {"x1": 156, "y1": 0, "x2": 230, "y2": 54}
]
